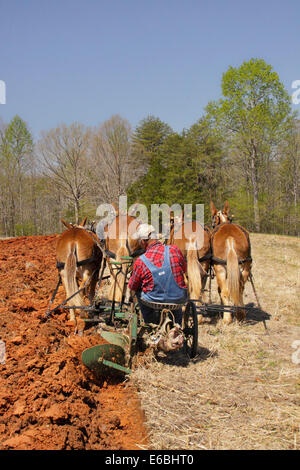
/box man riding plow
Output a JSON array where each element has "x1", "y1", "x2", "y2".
[{"x1": 128, "y1": 223, "x2": 187, "y2": 326}]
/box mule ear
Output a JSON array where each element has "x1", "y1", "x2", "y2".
[
  {"x1": 210, "y1": 201, "x2": 217, "y2": 216},
  {"x1": 223, "y1": 200, "x2": 230, "y2": 215},
  {"x1": 79, "y1": 216, "x2": 88, "y2": 226},
  {"x1": 61, "y1": 219, "x2": 72, "y2": 229}
]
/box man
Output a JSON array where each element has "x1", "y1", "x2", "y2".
[{"x1": 128, "y1": 223, "x2": 187, "y2": 325}]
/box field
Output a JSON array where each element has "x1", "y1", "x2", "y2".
[
  {"x1": 132, "y1": 233, "x2": 300, "y2": 449},
  {"x1": 0, "y1": 232, "x2": 299, "y2": 450}
]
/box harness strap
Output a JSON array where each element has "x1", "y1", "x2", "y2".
[
  {"x1": 211, "y1": 255, "x2": 252, "y2": 266},
  {"x1": 126, "y1": 239, "x2": 145, "y2": 258},
  {"x1": 45, "y1": 274, "x2": 62, "y2": 317},
  {"x1": 167, "y1": 223, "x2": 212, "y2": 264},
  {"x1": 56, "y1": 246, "x2": 101, "y2": 270},
  {"x1": 198, "y1": 251, "x2": 212, "y2": 263},
  {"x1": 104, "y1": 249, "x2": 117, "y2": 259},
  {"x1": 103, "y1": 239, "x2": 144, "y2": 260},
  {"x1": 45, "y1": 267, "x2": 98, "y2": 318}
]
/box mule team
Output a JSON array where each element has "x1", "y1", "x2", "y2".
[{"x1": 55, "y1": 201, "x2": 252, "y2": 328}]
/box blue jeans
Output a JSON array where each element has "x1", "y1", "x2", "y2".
[{"x1": 136, "y1": 291, "x2": 183, "y2": 325}]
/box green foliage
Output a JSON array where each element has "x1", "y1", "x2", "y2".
[
  {"x1": 128, "y1": 121, "x2": 225, "y2": 222},
  {"x1": 218, "y1": 58, "x2": 292, "y2": 142},
  {"x1": 128, "y1": 115, "x2": 175, "y2": 208},
  {"x1": 0, "y1": 116, "x2": 34, "y2": 236},
  {"x1": 131, "y1": 115, "x2": 173, "y2": 167},
  {"x1": 205, "y1": 58, "x2": 294, "y2": 231},
  {"x1": 133, "y1": 115, "x2": 173, "y2": 151},
  {"x1": 4, "y1": 115, "x2": 33, "y2": 157}
]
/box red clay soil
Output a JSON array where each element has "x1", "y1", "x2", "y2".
[{"x1": 0, "y1": 235, "x2": 148, "y2": 450}]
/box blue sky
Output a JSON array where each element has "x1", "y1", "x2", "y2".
[{"x1": 1, "y1": 0, "x2": 300, "y2": 139}]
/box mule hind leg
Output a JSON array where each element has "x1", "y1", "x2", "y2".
[
  {"x1": 236, "y1": 264, "x2": 251, "y2": 322},
  {"x1": 60, "y1": 268, "x2": 77, "y2": 323},
  {"x1": 214, "y1": 264, "x2": 233, "y2": 324}
]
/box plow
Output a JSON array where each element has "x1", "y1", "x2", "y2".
[
  {"x1": 80, "y1": 297, "x2": 198, "y2": 376},
  {"x1": 45, "y1": 255, "x2": 199, "y2": 376}
]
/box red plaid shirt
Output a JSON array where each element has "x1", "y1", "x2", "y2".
[{"x1": 128, "y1": 241, "x2": 187, "y2": 293}]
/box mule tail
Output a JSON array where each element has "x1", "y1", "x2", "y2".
[
  {"x1": 186, "y1": 236, "x2": 204, "y2": 300},
  {"x1": 108, "y1": 238, "x2": 129, "y2": 302},
  {"x1": 64, "y1": 242, "x2": 85, "y2": 308},
  {"x1": 226, "y1": 236, "x2": 241, "y2": 305}
]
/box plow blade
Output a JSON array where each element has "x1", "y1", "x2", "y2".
[{"x1": 81, "y1": 331, "x2": 131, "y2": 375}]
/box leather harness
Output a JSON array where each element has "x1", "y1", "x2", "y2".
[
  {"x1": 210, "y1": 222, "x2": 252, "y2": 266},
  {"x1": 56, "y1": 228, "x2": 102, "y2": 270},
  {"x1": 103, "y1": 238, "x2": 145, "y2": 260},
  {"x1": 168, "y1": 223, "x2": 212, "y2": 264},
  {"x1": 56, "y1": 244, "x2": 101, "y2": 270}
]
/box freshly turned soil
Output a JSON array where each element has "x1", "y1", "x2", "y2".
[{"x1": 0, "y1": 235, "x2": 148, "y2": 450}]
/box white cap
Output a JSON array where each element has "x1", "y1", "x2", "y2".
[{"x1": 132, "y1": 223, "x2": 158, "y2": 240}]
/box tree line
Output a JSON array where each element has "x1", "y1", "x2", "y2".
[{"x1": 0, "y1": 58, "x2": 299, "y2": 237}]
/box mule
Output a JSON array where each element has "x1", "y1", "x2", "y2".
[
  {"x1": 210, "y1": 201, "x2": 252, "y2": 324},
  {"x1": 56, "y1": 217, "x2": 103, "y2": 324},
  {"x1": 103, "y1": 210, "x2": 141, "y2": 303},
  {"x1": 167, "y1": 220, "x2": 211, "y2": 303}
]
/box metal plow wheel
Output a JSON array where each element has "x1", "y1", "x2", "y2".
[
  {"x1": 81, "y1": 330, "x2": 133, "y2": 375},
  {"x1": 183, "y1": 301, "x2": 198, "y2": 358}
]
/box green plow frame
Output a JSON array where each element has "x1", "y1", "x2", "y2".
[{"x1": 81, "y1": 256, "x2": 138, "y2": 376}]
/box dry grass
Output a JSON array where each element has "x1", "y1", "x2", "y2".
[{"x1": 131, "y1": 233, "x2": 300, "y2": 450}]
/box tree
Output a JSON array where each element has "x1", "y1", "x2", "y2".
[
  {"x1": 277, "y1": 119, "x2": 300, "y2": 234},
  {"x1": 90, "y1": 115, "x2": 132, "y2": 203},
  {"x1": 128, "y1": 117, "x2": 227, "y2": 223},
  {"x1": 128, "y1": 116, "x2": 174, "y2": 205},
  {"x1": 132, "y1": 115, "x2": 173, "y2": 168},
  {"x1": 187, "y1": 116, "x2": 227, "y2": 211},
  {"x1": 0, "y1": 115, "x2": 33, "y2": 235},
  {"x1": 206, "y1": 58, "x2": 292, "y2": 231},
  {"x1": 38, "y1": 123, "x2": 90, "y2": 223}
]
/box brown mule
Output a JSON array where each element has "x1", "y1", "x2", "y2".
[
  {"x1": 210, "y1": 201, "x2": 252, "y2": 324},
  {"x1": 167, "y1": 220, "x2": 211, "y2": 303},
  {"x1": 103, "y1": 209, "x2": 141, "y2": 303},
  {"x1": 56, "y1": 217, "x2": 103, "y2": 325}
]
